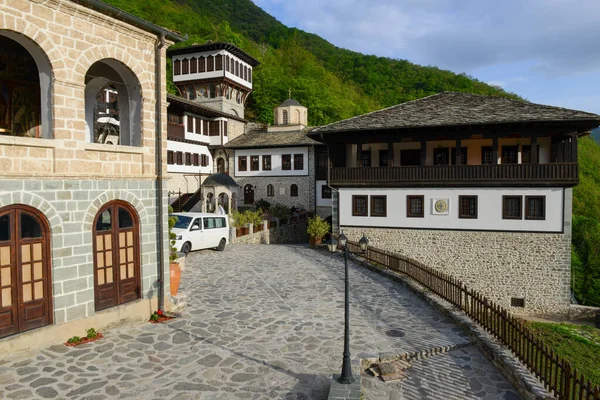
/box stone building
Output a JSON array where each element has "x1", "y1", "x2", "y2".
[
  {"x1": 308, "y1": 92, "x2": 600, "y2": 315},
  {"x1": 0, "y1": 0, "x2": 184, "y2": 350}
]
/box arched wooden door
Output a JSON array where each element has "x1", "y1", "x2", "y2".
[
  {"x1": 244, "y1": 184, "x2": 254, "y2": 204},
  {"x1": 0, "y1": 205, "x2": 52, "y2": 339},
  {"x1": 93, "y1": 201, "x2": 140, "y2": 311}
]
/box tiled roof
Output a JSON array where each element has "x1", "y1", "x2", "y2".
[
  {"x1": 224, "y1": 129, "x2": 320, "y2": 149},
  {"x1": 310, "y1": 92, "x2": 600, "y2": 134}
]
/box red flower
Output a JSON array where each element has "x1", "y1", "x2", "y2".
[{"x1": 157, "y1": 310, "x2": 163, "y2": 316}]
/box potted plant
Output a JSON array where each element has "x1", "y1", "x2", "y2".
[
  {"x1": 307, "y1": 216, "x2": 330, "y2": 246},
  {"x1": 168, "y1": 206, "x2": 181, "y2": 296}
]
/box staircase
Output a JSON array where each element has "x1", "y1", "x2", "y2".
[{"x1": 170, "y1": 188, "x2": 203, "y2": 212}]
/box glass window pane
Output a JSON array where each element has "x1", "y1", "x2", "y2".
[
  {"x1": 21, "y1": 213, "x2": 41, "y2": 238},
  {"x1": 96, "y1": 209, "x2": 112, "y2": 231},
  {"x1": 0, "y1": 214, "x2": 9, "y2": 241},
  {"x1": 118, "y1": 207, "x2": 133, "y2": 229}
]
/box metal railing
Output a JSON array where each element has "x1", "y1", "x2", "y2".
[{"x1": 344, "y1": 241, "x2": 600, "y2": 400}]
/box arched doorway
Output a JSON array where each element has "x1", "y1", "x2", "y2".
[
  {"x1": 244, "y1": 184, "x2": 254, "y2": 205},
  {"x1": 93, "y1": 201, "x2": 140, "y2": 311},
  {"x1": 218, "y1": 192, "x2": 229, "y2": 214},
  {"x1": 0, "y1": 205, "x2": 52, "y2": 339},
  {"x1": 217, "y1": 157, "x2": 225, "y2": 174}
]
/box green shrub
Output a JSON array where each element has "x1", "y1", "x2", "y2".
[
  {"x1": 307, "y1": 216, "x2": 330, "y2": 239},
  {"x1": 230, "y1": 209, "x2": 264, "y2": 227},
  {"x1": 255, "y1": 198, "x2": 271, "y2": 211},
  {"x1": 270, "y1": 203, "x2": 291, "y2": 220},
  {"x1": 86, "y1": 328, "x2": 98, "y2": 339},
  {"x1": 168, "y1": 205, "x2": 179, "y2": 261}
]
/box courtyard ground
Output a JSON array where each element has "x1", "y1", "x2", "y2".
[{"x1": 0, "y1": 245, "x2": 521, "y2": 399}]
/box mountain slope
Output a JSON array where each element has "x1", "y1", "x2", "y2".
[{"x1": 103, "y1": 0, "x2": 516, "y2": 125}]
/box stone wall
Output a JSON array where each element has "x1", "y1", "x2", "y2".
[
  {"x1": 0, "y1": 179, "x2": 170, "y2": 325},
  {"x1": 230, "y1": 220, "x2": 308, "y2": 244},
  {"x1": 341, "y1": 227, "x2": 572, "y2": 315}
]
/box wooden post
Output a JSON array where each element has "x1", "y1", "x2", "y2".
[
  {"x1": 531, "y1": 136, "x2": 539, "y2": 164},
  {"x1": 387, "y1": 142, "x2": 394, "y2": 167},
  {"x1": 420, "y1": 140, "x2": 427, "y2": 166},
  {"x1": 455, "y1": 139, "x2": 462, "y2": 165},
  {"x1": 571, "y1": 134, "x2": 578, "y2": 163},
  {"x1": 356, "y1": 143, "x2": 362, "y2": 167},
  {"x1": 492, "y1": 137, "x2": 499, "y2": 164}
]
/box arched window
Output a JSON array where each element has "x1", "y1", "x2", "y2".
[
  {"x1": 282, "y1": 110, "x2": 289, "y2": 125},
  {"x1": 198, "y1": 56, "x2": 206, "y2": 73},
  {"x1": 173, "y1": 59, "x2": 181, "y2": 76},
  {"x1": 207, "y1": 55, "x2": 214, "y2": 72},
  {"x1": 85, "y1": 59, "x2": 141, "y2": 146},
  {"x1": 290, "y1": 184, "x2": 298, "y2": 197},
  {"x1": 182, "y1": 58, "x2": 189, "y2": 74},
  {"x1": 93, "y1": 201, "x2": 140, "y2": 311},
  {"x1": 267, "y1": 184, "x2": 274, "y2": 197},
  {"x1": 0, "y1": 34, "x2": 51, "y2": 139},
  {"x1": 0, "y1": 205, "x2": 52, "y2": 338}
]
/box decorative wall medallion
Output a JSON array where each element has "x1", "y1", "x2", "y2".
[{"x1": 432, "y1": 198, "x2": 450, "y2": 215}]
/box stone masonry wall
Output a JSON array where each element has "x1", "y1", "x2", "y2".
[
  {"x1": 230, "y1": 220, "x2": 309, "y2": 244},
  {"x1": 0, "y1": 179, "x2": 169, "y2": 325},
  {"x1": 342, "y1": 226, "x2": 571, "y2": 315}
]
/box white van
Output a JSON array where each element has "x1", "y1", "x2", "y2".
[{"x1": 170, "y1": 212, "x2": 229, "y2": 255}]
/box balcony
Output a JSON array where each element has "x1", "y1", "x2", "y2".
[{"x1": 329, "y1": 163, "x2": 579, "y2": 187}]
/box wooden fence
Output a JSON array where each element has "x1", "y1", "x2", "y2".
[{"x1": 344, "y1": 241, "x2": 600, "y2": 400}]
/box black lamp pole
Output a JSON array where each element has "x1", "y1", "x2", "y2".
[{"x1": 335, "y1": 232, "x2": 369, "y2": 384}]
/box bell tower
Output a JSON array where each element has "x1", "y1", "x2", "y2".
[{"x1": 167, "y1": 42, "x2": 260, "y2": 119}]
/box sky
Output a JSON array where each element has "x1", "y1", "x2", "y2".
[{"x1": 251, "y1": 0, "x2": 600, "y2": 114}]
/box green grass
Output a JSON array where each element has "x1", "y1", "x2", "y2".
[{"x1": 528, "y1": 321, "x2": 600, "y2": 387}]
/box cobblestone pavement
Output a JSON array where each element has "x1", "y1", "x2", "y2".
[{"x1": 0, "y1": 245, "x2": 521, "y2": 399}]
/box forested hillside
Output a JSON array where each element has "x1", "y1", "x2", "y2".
[
  {"x1": 103, "y1": 0, "x2": 599, "y2": 307},
  {"x1": 103, "y1": 0, "x2": 516, "y2": 125}
]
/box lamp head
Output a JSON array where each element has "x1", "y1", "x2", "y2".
[
  {"x1": 326, "y1": 237, "x2": 337, "y2": 253},
  {"x1": 338, "y1": 232, "x2": 347, "y2": 248},
  {"x1": 358, "y1": 234, "x2": 369, "y2": 252}
]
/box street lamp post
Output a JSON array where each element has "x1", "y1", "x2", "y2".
[{"x1": 334, "y1": 231, "x2": 369, "y2": 384}]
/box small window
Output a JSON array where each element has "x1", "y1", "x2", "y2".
[
  {"x1": 379, "y1": 150, "x2": 388, "y2": 167},
  {"x1": 290, "y1": 184, "x2": 298, "y2": 197},
  {"x1": 459, "y1": 196, "x2": 478, "y2": 219},
  {"x1": 207, "y1": 55, "x2": 214, "y2": 72},
  {"x1": 187, "y1": 115, "x2": 194, "y2": 132},
  {"x1": 451, "y1": 147, "x2": 468, "y2": 165},
  {"x1": 511, "y1": 297, "x2": 525, "y2": 307},
  {"x1": 361, "y1": 150, "x2": 371, "y2": 167},
  {"x1": 185, "y1": 153, "x2": 192, "y2": 166},
  {"x1": 294, "y1": 154, "x2": 304, "y2": 170},
  {"x1": 371, "y1": 196, "x2": 387, "y2": 217},
  {"x1": 173, "y1": 59, "x2": 181, "y2": 75},
  {"x1": 118, "y1": 207, "x2": 134, "y2": 229},
  {"x1": 182, "y1": 58, "x2": 189, "y2": 74},
  {"x1": 0, "y1": 214, "x2": 10, "y2": 241},
  {"x1": 407, "y1": 195, "x2": 424, "y2": 218},
  {"x1": 352, "y1": 196, "x2": 368, "y2": 216},
  {"x1": 481, "y1": 146, "x2": 494, "y2": 165},
  {"x1": 21, "y1": 214, "x2": 42, "y2": 238},
  {"x1": 225, "y1": 56, "x2": 230, "y2": 72},
  {"x1": 238, "y1": 156, "x2": 247, "y2": 171},
  {"x1": 321, "y1": 185, "x2": 332, "y2": 199},
  {"x1": 263, "y1": 155, "x2": 271, "y2": 171},
  {"x1": 198, "y1": 56, "x2": 205, "y2": 73},
  {"x1": 250, "y1": 156, "x2": 259, "y2": 171},
  {"x1": 521, "y1": 145, "x2": 531, "y2": 164},
  {"x1": 167, "y1": 151, "x2": 174, "y2": 165},
  {"x1": 176, "y1": 152, "x2": 183, "y2": 165},
  {"x1": 267, "y1": 184, "x2": 274, "y2": 197},
  {"x1": 525, "y1": 196, "x2": 545, "y2": 220},
  {"x1": 282, "y1": 110, "x2": 288, "y2": 125},
  {"x1": 433, "y1": 148, "x2": 450, "y2": 166},
  {"x1": 215, "y1": 55, "x2": 223, "y2": 70},
  {"x1": 282, "y1": 154, "x2": 291, "y2": 170},
  {"x1": 193, "y1": 154, "x2": 199, "y2": 166},
  {"x1": 502, "y1": 146, "x2": 519, "y2": 164},
  {"x1": 235, "y1": 61, "x2": 239, "y2": 76},
  {"x1": 503, "y1": 196, "x2": 522, "y2": 219}
]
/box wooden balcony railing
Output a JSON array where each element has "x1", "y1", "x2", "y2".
[{"x1": 329, "y1": 163, "x2": 579, "y2": 187}]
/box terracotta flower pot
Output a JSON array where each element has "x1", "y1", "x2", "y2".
[
  {"x1": 170, "y1": 262, "x2": 181, "y2": 296},
  {"x1": 309, "y1": 236, "x2": 322, "y2": 245}
]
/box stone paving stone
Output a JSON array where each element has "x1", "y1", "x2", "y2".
[{"x1": 0, "y1": 245, "x2": 520, "y2": 399}]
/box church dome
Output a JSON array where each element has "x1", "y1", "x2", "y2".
[{"x1": 279, "y1": 98, "x2": 302, "y2": 107}]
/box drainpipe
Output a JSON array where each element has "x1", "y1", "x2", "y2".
[{"x1": 155, "y1": 33, "x2": 166, "y2": 311}]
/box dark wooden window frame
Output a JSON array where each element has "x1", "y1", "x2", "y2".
[
  {"x1": 282, "y1": 154, "x2": 291, "y2": 171},
  {"x1": 190, "y1": 57, "x2": 197, "y2": 74},
  {"x1": 521, "y1": 145, "x2": 531, "y2": 164},
  {"x1": 433, "y1": 147, "x2": 450, "y2": 166},
  {"x1": 501, "y1": 145, "x2": 519, "y2": 164},
  {"x1": 181, "y1": 58, "x2": 189, "y2": 75},
  {"x1": 352, "y1": 195, "x2": 368, "y2": 217},
  {"x1": 267, "y1": 184, "x2": 274, "y2": 197},
  {"x1": 290, "y1": 184, "x2": 298, "y2": 197},
  {"x1": 458, "y1": 195, "x2": 478, "y2": 219},
  {"x1": 193, "y1": 153, "x2": 199, "y2": 166},
  {"x1": 293, "y1": 154, "x2": 304, "y2": 170},
  {"x1": 207, "y1": 55, "x2": 214, "y2": 72},
  {"x1": 238, "y1": 156, "x2": 247, "y2": 171},
  {"x1": 173, "y1": 59, "x2": 181, "y2": 75},
  {"x1": 371, "y1": 195, "x2": 387, "y2": 217},
  {"x1": 407, "y1": 195, "x2": 425, "y2": 218},
  {"x1": 185, "y1": 152, "x2": 191, "y2": 166},
  {"x1": 167, "y1": 150, "x2": 174, "y2": 165},
  {"x1": 262, "y1": 155, "x2": 271, "y2": 171},
  {"x1": 250, "y1": 155, "x2": 260, "y2": 171},
  {"x1": 176, "y1": 151, "x2": 183, "y2": 165},
  {"x1": 502, "y1": 195, "x2": 523, "y2": 220},
  {"x1": 198, "y1": 56, "x2": 205, "y2": 73},
  {"x1": 525, "y1": 196, "x2": 546, "y2": 220},
  {"x1": 378, "y1": 149, "x2": 388, "y2": 167},
  {"x1": 481, "y1": 146, "x2": 494, "y2": 165},
  {"x1": 215, "y1": 55, "x2": 223, "y2": 71},
  {"x1": 321, "y1": 185, "x2": 332, "y2": 199}
]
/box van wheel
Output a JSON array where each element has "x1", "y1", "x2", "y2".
[
  {"x1": 216, "y1": 238, "x2": 226, "y2": 252},
  {"x1": 182, "y1": 242, "x2": 191, "y2": 256}
]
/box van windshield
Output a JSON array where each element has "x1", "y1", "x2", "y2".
[{"x1": 172, "y1": 215, "x2": 193, "y2": 229}]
